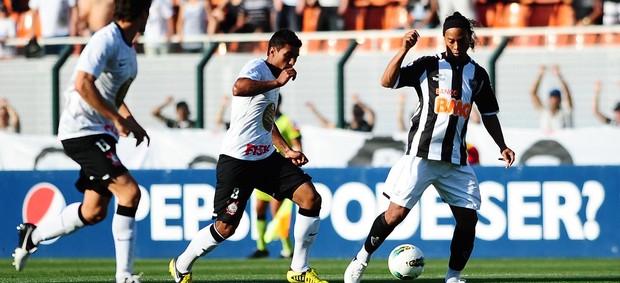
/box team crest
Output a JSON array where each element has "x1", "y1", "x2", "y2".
[
  {"x1": 370, "y1": 236, "x2": 380, "y2": 246},
  {"x1": 226, "y1": 201, "x2": 239, "y2": 215},
  {"x1": 468, "y1": 78, "x2": 478, "y2": 92}
]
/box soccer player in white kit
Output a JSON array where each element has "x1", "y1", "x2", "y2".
[
  {"x1": 169, "y1": 29, "x2": 328, "y2": 283},
  {"x1": 12, "y1": 1, "x2": 152, "y2": 282},
  {"x1": 344, "y1": 12, "x2": 516, "y2": 283}
]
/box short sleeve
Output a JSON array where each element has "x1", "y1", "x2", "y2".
[
  {"x1": 75, "y1": 31, "x2": 114, "y2": 78},
  {"x1": 473, "y1": 66, "x2": 499, "y2": 115}
]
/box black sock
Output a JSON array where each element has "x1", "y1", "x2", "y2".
[
  {"x1": 448, "y1": 207, "x2": 477, "y2": 271},
  {"x1": 363, "y1": 212, "x2": 396, "y2": 254}
]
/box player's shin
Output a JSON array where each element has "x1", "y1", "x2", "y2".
[
  {"x1": 113, "y1": 205, "x2": 137, "y2": 280},
  {"x1": 176, "y1": 223, "x2": 224, "y2": 273},
  {"x1": 290, "y1": 207, "x2": 320, "y2": 272},
  {"x1": 358, "y1": 212, "x2": 396, "y2": 264},
  {"x1": 33, "y1": 202, "x2": 87, "y2": 244}
]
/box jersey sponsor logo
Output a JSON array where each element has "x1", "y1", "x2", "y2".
[
  {"x1": 434, "y1": 96, "x2": 472, "y2": 119},
  {"x1": 244, "y1": 143, "x2": 272, "y2": 156},
  {"x1": 435, "y1": 88, "x2": 458, "y2": 97},
  {"x1": 432, "y1": 73, "x2": 447, "y2": 82},
  {"x1": 104, "y1": 124, "x2": 119, "y2": 136}
]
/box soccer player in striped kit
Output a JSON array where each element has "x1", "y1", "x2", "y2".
[{"x1": 344, "y1": 12, "x2": 515, "y2": 283}]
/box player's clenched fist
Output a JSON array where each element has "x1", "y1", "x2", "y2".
[
  {"x1": 403, "y1": 30, "x2": 420, "y2": 50},
  {"x1": 277, "y1": 67, "x2": 297, "y2": 86}
]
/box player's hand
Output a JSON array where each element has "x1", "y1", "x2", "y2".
[
  {"x1": 499, "y1": 147, "x2": 515, "y2": 169},
  {"x1": 125, "y1": 116, "x2": 151, "y2": 146},
  {"x1": 277, "y1": 67, "x2": 297, "y2": 86},
  {"x1": 403, "y1": 30, "x2": 420, "y2": 50},
  {"x1": 114, "y1": 117, "x2": 132, "y2": 138},
  {"x1": 285, "y1": 149, "x2": 308, "y2": 167}
]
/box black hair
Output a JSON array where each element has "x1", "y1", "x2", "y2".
[
  {"x1": 176, "y1": 101, "x2": 189, "y2": 110},
  {"x1": 442, "y1": 12, "x2": 478, "y2": 51},
  {"x1": 114, "y1": 0, "x2": 152, "y2": 22},
  {"x1": 267, "y1": 29, "x2": 302, "y2": 55}
]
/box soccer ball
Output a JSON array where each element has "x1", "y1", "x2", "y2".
[{"x1": 387, "y1": 244, "x2": 425, "y2": 280}]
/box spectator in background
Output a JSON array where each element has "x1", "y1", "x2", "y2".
[
  {"x1": 275, "y1": 0, "x2": 305, "y2": 31},
  {"x1": 177, "y1": 0, "x2": 210, "y2": 53},
  {"x1": 0, "y1": 3, "x2": 16, "y2": 59},
  {"x1": 573, "y1": 0, "x2": 603, "y2": 25},
  {"x1": 306, "y1": 94, "x2": 375, "y2": 132},
  {"x1": 238, "y1": 0, "x2": 274, "y2": 33},
  {"x1": 152, "y1": 96, "x2": 196, "y2": 128},
  {"x1": 530, "y1": 64, "x2": 573, "y2": 132},
  {"x1": 436, "y1": 0, "x2": 476, "y2": 25},
  {"x1": 592, "y1": 80, "x2": 620, "y2": 125},
  {"x1": 0, "y1": 98, "x2": 20, "y2": 133},
  {"x1": 603, "y1": 0, "x2": 620, "y2": 25},
  {"x1": 143, "y1": 0, "x2": 174, "y2": 56},
  {"x1": 313, "y1": 0, "x2": 348, "y2": 31},
  {"x1": 28, "y1": 0, "x2": 79, "y2": 55},
  {"x1": 211, "y1": 0, "x2": 244, "y2": 34},
  {"x1": 77, "y1": 0, "x2": 115, "y2": 34},
  {"x1": 407, "y1": 0, "x2": 439, "y2": 29},
  {"x1": 214, "y1": 95, "x2": 231, "y2": 130}
]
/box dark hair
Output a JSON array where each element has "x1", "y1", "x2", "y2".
[
  {"x1": 353, "y1": 104, "x2": 364, "y2": 118},
  {"x1": 176, "y1": 101, "x2": 189, "y2": 110},
  {"x1": 268, "y1": 29, "x2": 302, "y2": 54},
  {"x1": 614, "y1": 102, "x2": 620, "y2": 112},
  {"x1": 114, "y1": 0, "x2": 152, "y2": 22},
  {"x1": 442, "y1": 12, "x2": 478, "y2": 50}
]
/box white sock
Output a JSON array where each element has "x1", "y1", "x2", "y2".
[
  {"x1": 176, "y1": 224, "x2": 223, "y2": 273},
  {"x1": 446, "y1": 267, "x2": 461, "y2": 282},
  {"x1": 31, "y1": 202, "x2": 85, "y2": 244},
  {"x1": 290, "y1": 213, "x2": 319, "y2": 272},
  {"x1": 355, "y1": 247, "x2": 371, "y2": 264},
  {"x1": 112, "y1": 212, "x2": 136, "y2": 279}
]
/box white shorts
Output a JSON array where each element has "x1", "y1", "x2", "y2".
[{"x1": 382, "y1": 155, "x2": 481, "y2": 210}]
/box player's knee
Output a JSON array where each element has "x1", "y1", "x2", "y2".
[
  {"x1": 453, "y1": 207, "x2": 478, "y2": 231},
  {"x1": 81, "y1": 207, "x2": 107, "y2": 224},
  {"x1": 215, "y1": 221, "x2": 237, "y2": 239},
  {"x1": 384, "y1": 208, "x2": 407, "y2": 226}
]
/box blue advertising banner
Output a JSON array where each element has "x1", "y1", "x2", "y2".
[{"x1": 1, "y1": 166, "x2": 619, "y2": 259}]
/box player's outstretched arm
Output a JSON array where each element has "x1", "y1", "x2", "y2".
[{"x1": 481, "y1": 114, "x2": 515, "y2": 168}]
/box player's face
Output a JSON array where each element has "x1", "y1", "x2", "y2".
[
  {"x1": 270, "y1": 44, "x2": 300, "y2": 70},
  {"x1": 614, "y1": 110, "x2": 620, "y2": 123},
  {"x1": 444, "y1": 28, "x2": 470, "y2": 60}
]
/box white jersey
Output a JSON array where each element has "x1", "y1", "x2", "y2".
[
  {"x1": 58, "y1": 22, "x2": 137, "y2": 141},
  {"x1": 29, "y1": 0, "x2": 76, "y2": 38},
  {"x1": 220, "y1": 59, "x2": 279, "y2": 161}
]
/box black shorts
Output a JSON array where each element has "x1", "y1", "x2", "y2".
[
  {"x1": 213, "y1": 152, "x2": 312, "y2": 225},
  {"x1": 61, "y1": 134, "x2": 128, "y2": 198}
]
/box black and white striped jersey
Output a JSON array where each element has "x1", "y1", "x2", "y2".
[{"x1": 394, "y1": 53, "x2": 499, "y2": 165}]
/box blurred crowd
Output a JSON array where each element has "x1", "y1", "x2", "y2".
[{"x1": 0, "y1": 0, "x2": 619, "y2": 58}]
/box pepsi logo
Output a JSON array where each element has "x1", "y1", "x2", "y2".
[{"x1": 22, "y1": 182, "x2": 66, "y2": 225}]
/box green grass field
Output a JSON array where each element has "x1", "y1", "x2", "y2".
[{"x1": 1, "y1": 258, "x2": 619, "y2": 283}]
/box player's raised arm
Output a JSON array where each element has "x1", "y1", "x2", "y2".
[{"x1": 381, "y1": 30, "x2": 419, "y2": 88}]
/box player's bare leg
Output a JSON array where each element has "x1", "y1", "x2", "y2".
[{"x1": 107, "y1": 172, "x2": 142, "y2": 283}]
